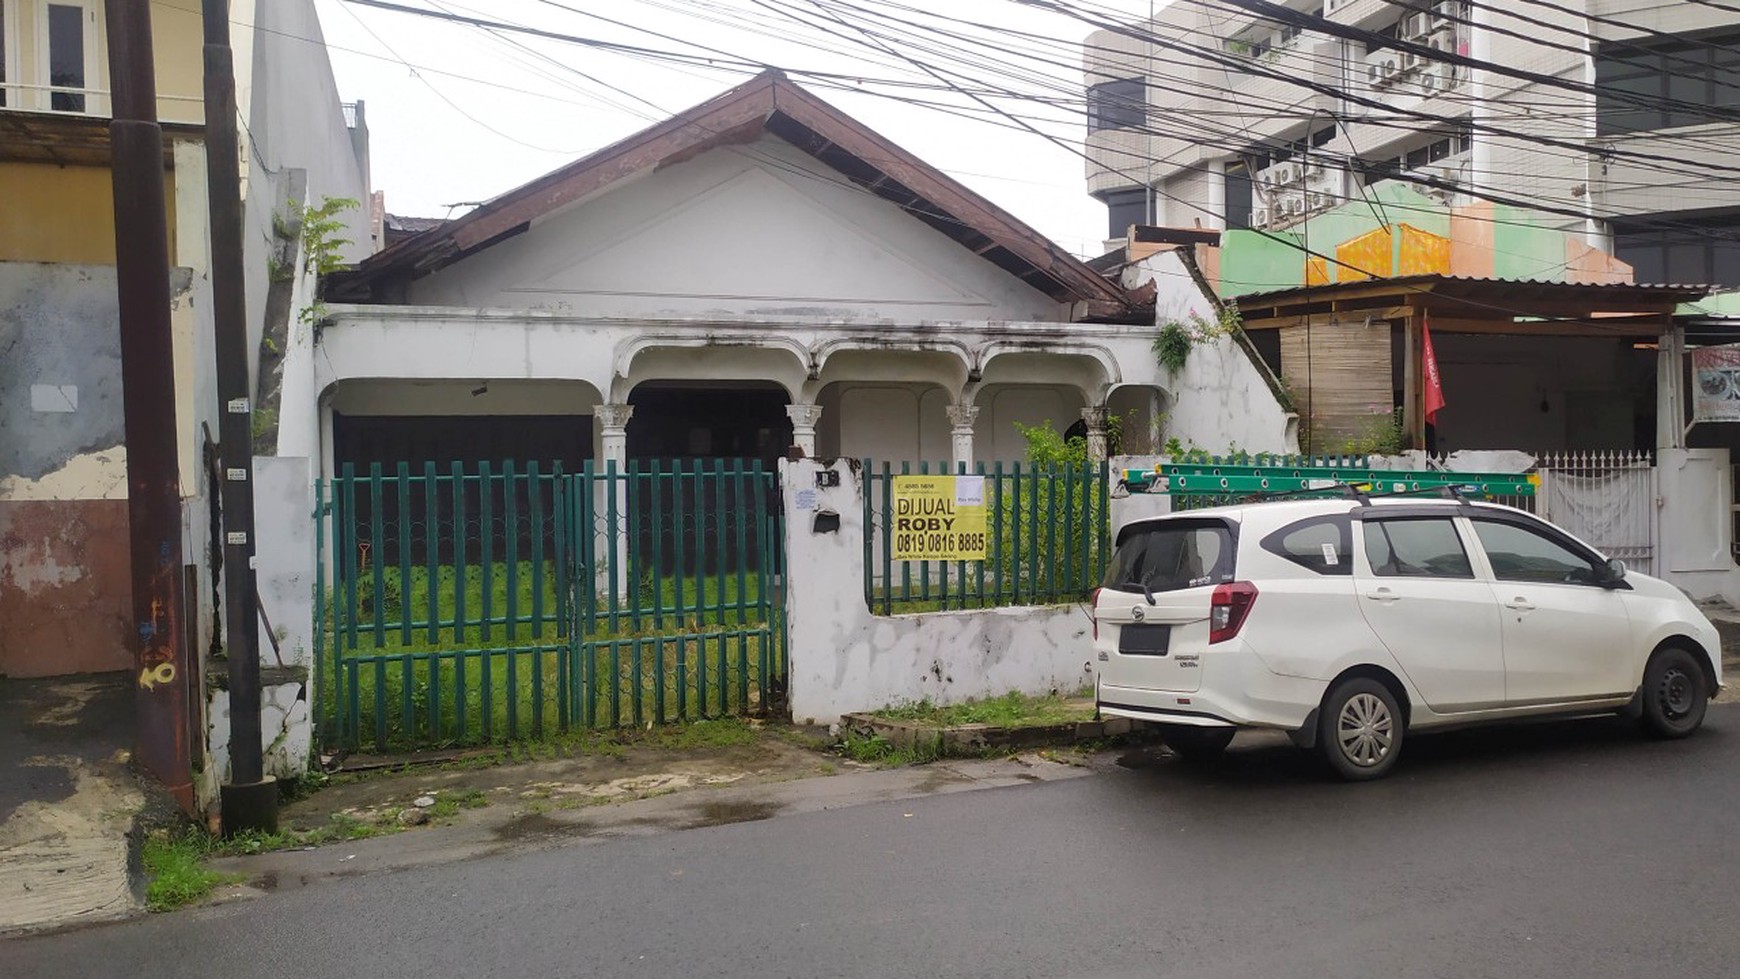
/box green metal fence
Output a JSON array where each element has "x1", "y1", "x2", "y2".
[
  {"x1": 861, "y1": 460, "x2": 1110, "y2": 615},
  {"x1": 316, "y1": 459, "x2": 785, "y2": 753}
]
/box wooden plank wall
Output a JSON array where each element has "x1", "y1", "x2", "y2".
[{"x1": 1278, "y1": 318, "x2": 1396, "y2": 453}]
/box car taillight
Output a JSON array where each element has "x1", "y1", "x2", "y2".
[
  {"x1": 1209, "y1": 581, "x2": 1258, "y2": 644},
  {"x1": 1089, "y1": 587, "x2": 1102, "y2": 641}
]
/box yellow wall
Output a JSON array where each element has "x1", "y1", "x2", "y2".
[
  {"x1": 152, "y1": 2, "x2": 206, "y2": 125},
  {"x1": 0, "y1": 163, "x2": 178, "y2": 264}
]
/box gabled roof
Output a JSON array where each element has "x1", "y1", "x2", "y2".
[{"x1": 329, "y1": 70, "x2": 1132, "y2": 318}]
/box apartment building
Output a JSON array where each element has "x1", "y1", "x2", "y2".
[{"x1": 1083, "y1": 0, "x2": 1740, "y2": 286}]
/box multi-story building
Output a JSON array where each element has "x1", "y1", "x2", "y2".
[
  {"x1": 1083, "y1": 0, "x2": 1740, "y2": 286},
  {"x1": 0, "y1": 0, "x2": 372, "y2": 807}
]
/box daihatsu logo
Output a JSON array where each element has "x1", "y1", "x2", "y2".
[{"x1": 1131, "y1": 606, "x2": 1145, "y2": 621}]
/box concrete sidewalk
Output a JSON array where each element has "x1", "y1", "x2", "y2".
[
  {"x1": 0, "y1": 674, "x2": 144, "y2": 936},
  {"x1": 201, "y1": 750, "x2": 1097, "y2": 900}
]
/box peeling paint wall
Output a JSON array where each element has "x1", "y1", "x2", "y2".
[
  {"x1": 0, "y1": 501, "x2": 133, "y2": 677},
  {"x1": 0, "y1": 264, "x2": 124, "y2": 486},
  {"x1": 781, "y1": 459, "x2": 1096, "y2": 724}
]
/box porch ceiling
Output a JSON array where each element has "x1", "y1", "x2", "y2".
[
  {"x1": 1235, "y1": 274, "x2": 1710, "y2": 336},
  {"x1": 0, "y1": 110, "x2": 199, "y2": 167}
]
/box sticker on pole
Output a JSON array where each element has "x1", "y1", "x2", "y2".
[{"x1": 891, "y1": 475, "x2": 987, "y2": 561}]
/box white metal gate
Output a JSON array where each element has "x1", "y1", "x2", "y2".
[{"x1": 1533, "y1": 451, "x2": 1658, "y2": 577}]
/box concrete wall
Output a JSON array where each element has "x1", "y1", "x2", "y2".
[
  {"x1": 406, "y1": 136, "x2": 1063, "y2": 324},
  {"x1": 782, "y1": 459, "x2": 1095, "y2": 724},
  {"x1": 0, "y1": 263, "x2": 126, "y2": 677},
  {"x1": 1122, "y1": 249, "x2": 1297, "y2": 455}
]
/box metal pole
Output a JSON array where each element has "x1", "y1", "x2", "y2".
[
  {"x1": 107, "y1": 0, "x2": 195, "y2": 815},
  {"x1": 202, "y1": 0, "x2": 275, "y2": 832}
]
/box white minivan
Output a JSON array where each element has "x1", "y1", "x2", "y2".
[{"x1": 1093, "y1": 497, "x2": 1723, "y2": 779}]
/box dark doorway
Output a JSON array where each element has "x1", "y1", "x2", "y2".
[
  {"x1": 332, "y1": 412, "x2": 591, "y2": 474},
  {"x1": 626, "y1": 383, "x2": 792, "y2": 465}
]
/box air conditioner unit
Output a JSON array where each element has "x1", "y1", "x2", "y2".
[
  {"x1": 1402, "y1": 48, "x2": 1424, "y2": 71},
  {"x1": 1432, "y1": 0, "x2": 1459, "y2": 28},
  {"x1": 1252, "y1": 205, "x2": 1271, "y2": 227},
  {"x1": 1307, "y1": 191, "x2": 1334, "y2": 211},
  {"x1": 1365, "y1": 49, "x2": 1394, "y2": 87},
  {"x1": 1420, "y1": 69, "x2": 1438, "y2": 95},
  {"x1": 1401, "y1": 12, "x2": 1432, "y2": 40}
]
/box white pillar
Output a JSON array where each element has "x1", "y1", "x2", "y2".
[
  {"x1": 1081, "y1": 406, "x2": 1109, "y2": 462},
  {"x1": 597, "y1": 402, "x2": 633, "y2": 464},
  {"x1": 594, "y1": 403, "x2": 634, "y2": 599},
  {"x1": 1657, "y1": 328, "x2": 1688, "y2": 451},
  {"x1": 786, "y1": 403, "x2": 822, "y2": 458},
  {"x1": 946, "y1": 403, "x2": 979, "y2": 469}
]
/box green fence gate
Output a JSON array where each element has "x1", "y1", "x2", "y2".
[{"x1": 316, "y1": 459, "x2": 786, "y2": 753}]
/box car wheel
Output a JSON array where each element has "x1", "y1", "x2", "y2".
[
  {"x1": 1162, "y1": 726, "x2": 1236, "y2": 762},
  {"x1": 1639, "y1": 647, "x2": 1709, "y2": 739},
  {"x1": 1319, "y1": 678, "x2": 1404, "y2": 781}
]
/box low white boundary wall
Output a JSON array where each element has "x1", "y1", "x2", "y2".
[{"x1": 782, "y1": 459, "x2": 1096, "y2": 725}]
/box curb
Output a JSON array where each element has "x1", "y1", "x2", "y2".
[{"x1": 840, "y1": 712, "x2": 1134, "y2": 756}]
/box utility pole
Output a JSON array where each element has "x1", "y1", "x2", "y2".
[
  {"x1": 106, "y1": 0, "x2": 194, "y2": 813},
  {"x1": 202, "y1": 0, "x2": 274, "y2": 833}
]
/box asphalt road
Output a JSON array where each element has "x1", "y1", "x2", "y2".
[{"x1": 8, "y1": 706, "x2": 1740, "y2": 979}]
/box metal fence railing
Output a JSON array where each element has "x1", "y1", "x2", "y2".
[
  {"x1": 861, "y1": 460, "x2": 1110, "y2": 615},
  {"x1": 316, "y1": 459, "x2": 785, "y2": 753}
]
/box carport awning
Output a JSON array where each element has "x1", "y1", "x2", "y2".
[{"x1": 1236, "y1": 274, "x2": 1710, "y2": 337}]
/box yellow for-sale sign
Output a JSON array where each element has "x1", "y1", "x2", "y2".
[{"x1": 891, "y1": 475, "x2": 987, "y2": 561}]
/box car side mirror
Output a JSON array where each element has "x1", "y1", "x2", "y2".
[{"x1": 1601, "y1": 558, "x2": 1627, "y2": 587}]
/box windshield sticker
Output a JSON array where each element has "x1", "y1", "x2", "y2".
[
  {"x1": 1321, "y1": 543, "x2": 1340, "y2": 566},
  {"x1": 1189, "y1": 575, "x2": 1212, "y2": 587}
]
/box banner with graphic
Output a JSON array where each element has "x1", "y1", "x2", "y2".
[
  {"x1": 1694, "y1": 343, "x2": 1740, "y2": 423},
  {"x1": 891, "y1": 475, "x2": 987, "y2": 561}
]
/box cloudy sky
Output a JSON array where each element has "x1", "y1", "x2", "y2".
[{"x1": 310, "y1": 0, "x2": 1158, "y2": 259}]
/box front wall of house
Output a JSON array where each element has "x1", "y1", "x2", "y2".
[{"x1": 406, "y1": 136, "x2": 1065, "y2": 323}]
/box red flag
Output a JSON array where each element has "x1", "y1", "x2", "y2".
[{"x1": 1422, "y1": 315, "x2": 1446, "y2": 426}]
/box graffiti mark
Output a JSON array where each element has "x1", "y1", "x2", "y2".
[
  {"x1": 138, "y1": 622, "x2": 157, "y2": 642},
  {"x1": 138, "y1": 662, "x2": 176, "y2": 690},
  {"x1": 159, "y1": 539, "x2": 173, "y2": 569}
]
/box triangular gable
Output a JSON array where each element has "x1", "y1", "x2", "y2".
[{"x1": 335, "y1": 71, "x2": 1131, "y2": 318}]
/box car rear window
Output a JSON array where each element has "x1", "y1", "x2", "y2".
[
  {"x1": 1260, "y1": 514, "x2": 1352, "y2": 576},
  {"x1": 1103, "y1": 519, "x2": 1236, "y2": 593}
]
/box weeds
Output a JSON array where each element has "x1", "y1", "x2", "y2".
[
  {"x1": 874, "y1": 691, "x2": 1092, "y2": 729},
  {"x1": 835, "y1": 731, "x2": 944, "y2": 767},
  {"x1": 141, "y1": 835, "x2": 244, "y2": 911}
]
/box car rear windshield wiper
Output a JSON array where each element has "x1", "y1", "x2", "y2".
[{"x1": 1121, "y1": 579, "x2": 1157, "y2": 605}]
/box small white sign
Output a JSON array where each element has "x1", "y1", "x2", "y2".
[
  {"x1": 227, "y1": 468, "x2": 248, "y2": 481},
  {"x1": 954, "y1": 475, "x2": 985, "y2": 507},
  {"x1": 227, "y1": 397, "x2": 250, "y2": 414},
  {"x1": 226, "y1": 531, "x2": 248, "y2": 545},
  {"x1": 794, "y1": 489, "x2": 818, "y2": 511},
  {"x1": 1320, "y1": 543, "x2": 1340, "y2": 567},
  {"x1": 30, "y1": 384, "x2": 77, "y2": 413}
]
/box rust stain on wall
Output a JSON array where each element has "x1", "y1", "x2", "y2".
[{"x1": 0, "y1": 500, "x2": 133, "y2": 677}]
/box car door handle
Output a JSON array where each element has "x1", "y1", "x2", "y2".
[
  {"x1": 1364, "y1": 588, "x2": 1400, "y2": 603},
  {"x1": 1503, "y1": 598, "x2": 1536, "y2": 611}
]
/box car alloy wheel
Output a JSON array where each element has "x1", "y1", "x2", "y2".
[
  {"x1": 1319, "y1": 677, "x2": 1404, "y2": 780},
  {"x1": 1337, "y1": 692, "x2": 1393, "y2": 768}
]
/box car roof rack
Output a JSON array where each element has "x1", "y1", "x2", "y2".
[{"x1": 1116, "y1": 462, "x2": 1539, "y2": 503}]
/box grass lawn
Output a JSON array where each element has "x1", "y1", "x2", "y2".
[{"x1": 871, "y1": 690, "x2": 1094, "y2": 728}]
